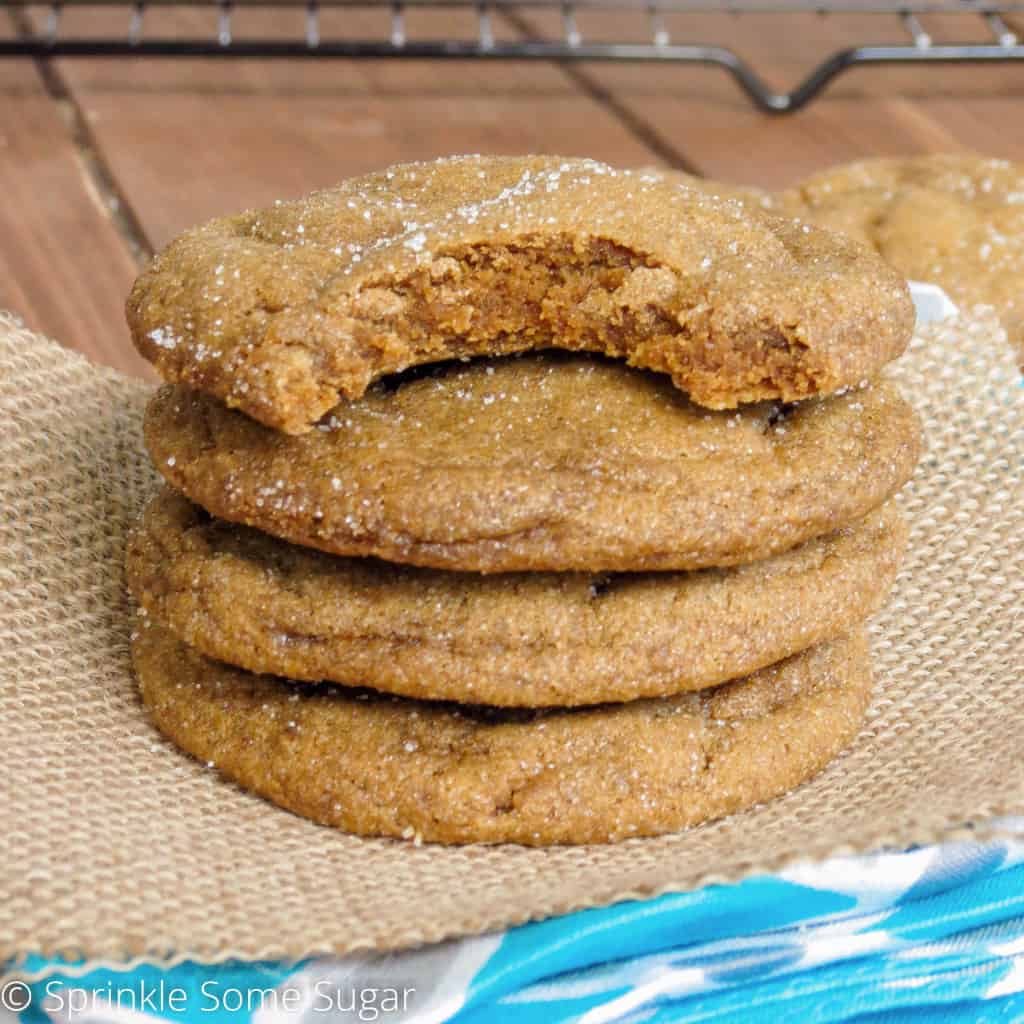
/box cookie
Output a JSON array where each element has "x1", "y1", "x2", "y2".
[
  {"x1": 133, "y1": 622, "x2": 872, "y2": 845},
  {"x1": 127, "y1": 154, "x2": 914, "y2": 434},
  {"x1": 779, "y1": 154, "x2": 1024, "y2": 356},
  {"x1": 145, "y1": 354, "x2": 923, "y2": 573},
  {"x1": 128, "y1": 487, "x2": 906, "y2": 708}
]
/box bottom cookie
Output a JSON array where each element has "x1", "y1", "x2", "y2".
[{"x1": 133, "y1": 623, "x2": 873, "y2": 846}]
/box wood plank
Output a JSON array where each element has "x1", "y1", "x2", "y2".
[
  {"x1": 903, "y1": 96, "x2": 1024, "y2": 158},
  {"x1": 24, "y1": 1, "x2": 1024, "y2": 375},
  {"x1": 46, "y1": 3, "x2": 1024, "y2": 206},
  {"x1": 0, "y1": 49, "x2": 151, "y2": 377}
]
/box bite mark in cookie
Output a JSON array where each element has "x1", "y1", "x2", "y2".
[{"x1": 128, "y1": 155, "x2": 914, "y2": 433}]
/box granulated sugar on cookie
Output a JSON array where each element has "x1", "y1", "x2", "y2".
[
  {"x1": 144, "y1": 354, "x2": 922, "y2": 573},
  {"x1": 127, "y1": 155, "x2": 914, "y2": 433}
]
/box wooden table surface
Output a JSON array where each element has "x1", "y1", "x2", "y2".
[{"x1": 3, "y1": 5, "x2": 1023, "y2": 377}]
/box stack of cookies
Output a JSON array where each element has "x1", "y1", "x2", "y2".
[{"x1": 125, "y1": 156, "x2": 922, "y2": 846}]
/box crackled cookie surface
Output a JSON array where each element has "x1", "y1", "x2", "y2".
[
  {"x1": 134, "y1": 622, "x2": 872, "y2": 845},
  {"x1": 779, "y1": 154, "x2": 1024, "y2": 357},
  {"x1": 129, "y1": 488, "x2": 905, "y2": 707},
  {"x1": 128, "y1": 155, "x2": 913, "y2": 433},
  {"x1": 146, "y1": 354, "x2": 922, "y2": 573}
]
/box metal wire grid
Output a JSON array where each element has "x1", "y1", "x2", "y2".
[{"x1": 3, "y1": 0, "x2": 1023, "y2": 111}]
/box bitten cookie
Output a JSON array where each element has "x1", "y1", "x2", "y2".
[
  {"x1": 128, "y1": 487, "x2": 906, "y2": 707},
  {"x1": 145, "y1": 354, "x2": 923, "y2": 573},
  {"x1": 133, "y1": 622, "x2": 873, "y2": 846},
  {"x1": 779, "y1": 154, "x2": 1024, "y2": 356},
  {"x1": 127, "y1": 155, "x2": 914, "y2": 433}
]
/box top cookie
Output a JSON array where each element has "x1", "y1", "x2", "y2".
[
  {"x1": 127, "y1": 155, "x2": 914, "y2": 434},
  {"x1": 778, "y1": 154, "x2": 1024, "y2": 357}
]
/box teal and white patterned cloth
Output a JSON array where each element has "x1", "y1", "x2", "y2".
[{"x1": 8, "y1": 824, "x2": 1024, "y2": 1024}]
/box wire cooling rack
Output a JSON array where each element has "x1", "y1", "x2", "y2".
[{"x1": 2, "y1": 0, "x2": 1023, "y2": 111}]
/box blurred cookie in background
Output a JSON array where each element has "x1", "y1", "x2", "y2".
[{"x1": 779, "y1": 154, "x2": 1024, "y2": 361}]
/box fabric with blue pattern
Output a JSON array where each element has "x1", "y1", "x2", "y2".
[{"x1": 8, "y1": 824, "x2": 1024, "y2": 1024}]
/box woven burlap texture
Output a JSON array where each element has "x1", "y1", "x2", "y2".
[{"x1": 1, "y1": 308, "x2": 1022, "y2": 968}]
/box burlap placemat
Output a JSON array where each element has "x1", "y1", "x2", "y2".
[{"x1": 2, "y1": 307, "x2": 1022, "y2": 969}]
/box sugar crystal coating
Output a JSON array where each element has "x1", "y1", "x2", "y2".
[
  {"x1": 144, "y1": 353, "x2": 923, "y2": 573},
  {"x1": 127, "y1": 154, "x2": 914, "y2": 434}
]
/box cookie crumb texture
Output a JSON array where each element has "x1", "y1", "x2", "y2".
[
  {"x1": 145, "y1": 355, "x2": 922, "y2": 573},
  {"x1": 134, "y1": 623, "x2": 872, "y2": 845},
  {"x1": 127, "y1": 155, "x2": 913, "y2": 433},
  {"x1": 128, "y1": 487, "x2": 905, "y2": 707}
]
